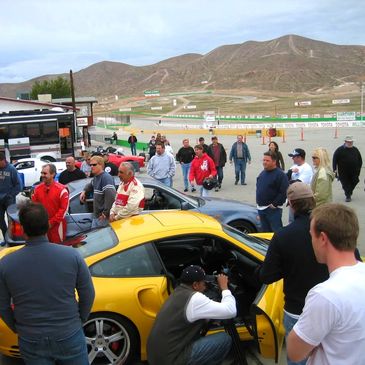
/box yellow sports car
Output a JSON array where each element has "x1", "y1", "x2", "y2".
[{"x1": 0, "y1": 211, "x2": 284, "y2": 364}]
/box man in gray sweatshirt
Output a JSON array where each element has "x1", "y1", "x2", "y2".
[
  {"x1": 0, "y1": 201, "x2": 95, "y2": 364},
  {"x1": 147, "y1": 141, "x2": 176, "y2": 187}
]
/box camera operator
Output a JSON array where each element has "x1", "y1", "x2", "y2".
[{"x1": 147, "y1": 265, "x2": 236, "y2": 365}]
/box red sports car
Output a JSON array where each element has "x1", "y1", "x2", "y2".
[{"x1": 76, "y1": 154, "x2": 145, "y2": 169}]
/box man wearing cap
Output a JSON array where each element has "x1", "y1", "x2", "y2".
[
  {"x1": 256, "y1": 182, "x2": 328, "y2": 365},
  {"x1": 147, "y1": 265, "x2": 236, "y2": 365},
  {"x1": 332, "y1": 136, "x2": 362, "y2": 202},
  {"x1": 288, "y1": 148, "x2": 313, "y2": 185},
  {"x1": 198, "y1": 137, "x2": 209, "y2": 153},
  {"x1": 207, "y1": 136, "x2": 227, "y2": 191}
]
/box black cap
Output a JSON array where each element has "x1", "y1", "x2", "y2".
[
  {"x1": 180, "y1": 265, "x2": 206, "y2": 284},
  {"x1": 288, "y1": 148, "x2": 306, "y2": 158}
]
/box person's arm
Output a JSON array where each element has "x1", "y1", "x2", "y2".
[
  {"x1": 221, "y1": 145, "x2": 227, "y2": 165},
  {"x1": 103, "y1": 182, "x2": 116, "y2": 217},
  {"x1": 189, "y1": 161, "x2": 196, "y2": 183},
  {"x1": 208, "y1": 157, "x2": 217, "y2": 177},
  {"x1": 167, "y1": 155, "x2": 176, "y2": 177},
  {"x1": 332, "y1": 147, "x2": 339, "y2": 172},
  {"x1": 229, "y1": 145, "x2": 234, "y2": 162},
  {"x1": 256, "y1": 234, "x2": 284, "y2": 284},
  {"x1": 272, "y1": 172, "x2": 289, "y2": 207},
  {"x1": 10, "y1": 167, "x2": 21, "y2": 198},
  {"x1": 245, "y1": 144, "x2": 252, "y2": 162},
  {"x1": 147, "y1": 159, "x2": 154, "y2": 177},
  {"x1": 313, "y1": 171, "x2": 329, "y2": 206},
  {"x1": 75, "y1": 254, "x2": 95, "y2": 322},
  {"x1": 0, "y1": 265, "x2": 16, "y2": 333},
  {"x1": 299, "y1": 165, "x2": 313, "y2": 185},
  {"x1": 279, "y1": 152, "x2": 285, "y2": 170},
  {"x1": 287, "y1": 330, "x2": 315, "y2": 362}
]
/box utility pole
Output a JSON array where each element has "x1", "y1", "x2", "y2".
[{"x1": 69, "y1": 70, "x2": 77, "y2": 156}]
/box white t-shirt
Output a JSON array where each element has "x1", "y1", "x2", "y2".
[
  {"x1": 186, "y1": 289, "x2": 236, "y2": 322},
  {"x1": 294, "y1": 262, "x2": 365, "y2": 365},
  {"x1": 290, "y1": 162, "x2": 313, "y2": 184}
]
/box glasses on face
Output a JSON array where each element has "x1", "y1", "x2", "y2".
[
  {"x1": 90, "y1": 163, "x2": 98, "y2": 166},
  {"x1": 312, "y1": 156, "x2": 319, "y2": 160}
]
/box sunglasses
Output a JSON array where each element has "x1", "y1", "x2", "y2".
[
  {"x1": 312, "y1": 156, "x2": 319, "y2": 160},
  {"x1": 90, "y1": 163, "x2": 98, "y2": 166}
]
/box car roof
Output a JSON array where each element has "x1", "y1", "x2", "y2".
[{"x1": 110, "y1": 211, "x2": 222, "y2": 245}]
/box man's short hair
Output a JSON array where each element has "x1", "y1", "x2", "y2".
[
  {"x1": 0, "y1": 152, "x2": 5, "y2": 161},
  {"x1": 198, "y1": 137, "x2": 205, "y2": 142},
  {"x1": 19, "y1": 202, "x2": 49, "y2": 237},
  {"x1": 263, "y1": 150, "x2": 277, "y2": 161},
  {"x1": 119, "y1": 162, "x2": 134, "y2": 174},
  {"x1": 311, "y1": 203, "x2": 359, "y2": 251},
  {"x1": 155, "y1": 141, "x2": 165, "y2": 148},
  {"x1": 90, "y1": 155, "x2": 105, "y2": 167},
  {"x1": 194, "y1": 144, "x2": 203, "y2": 151},
  {"x1": 42, "y1": 163, "x2": 57, "y2": 175}
]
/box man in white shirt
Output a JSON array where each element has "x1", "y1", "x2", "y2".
[
  {"x1": 287, "y1": 203, "x2": 365, "y2": 365},
  {"x1": 147, "y1": 265, "x2": 236, "y2": 365},
  {"x1": 288, "y1": 148, "x2": 313, "y2": 184}
]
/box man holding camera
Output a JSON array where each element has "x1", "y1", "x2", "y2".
[{"x1": 147, "y1": 265, "x2": 236, "y2": 365}]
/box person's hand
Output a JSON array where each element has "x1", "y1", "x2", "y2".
[
  {"x1": 292, "y1": 167, "x2": 299, "y2": 173},
  {"x1": 208, "y1": 174, "x2": 213, "y2": 178},
  {"x1": 248, "y1": 160, "x2": 251, "y2": 165},
  {"x1": 109, "y1": 213, "x2": 116, "y2": 222},
  {"x1": 99, "y1": 213, "x2": 106, "y2": 221},
  {"x1": 80, "y1": 191, "x2": 86, "y2": 203},
  {"x1": 217, "y1": 274, "x2": 229, "y2": 291},
  {"x1": 269, "y1": 204, "x2": 277, "y2": 209}
]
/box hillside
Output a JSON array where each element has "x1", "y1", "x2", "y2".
[{"x1": 1, "y1": 34, "x2": 365, "y2": 98}]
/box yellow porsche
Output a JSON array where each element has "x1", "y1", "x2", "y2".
[{"x1": 0, "y1": 211, "x2": 284, "y2": 364}]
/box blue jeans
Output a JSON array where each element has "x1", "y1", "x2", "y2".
[
  {"x1": 199, "y1": 185, "x2": 210, "y2": 197},
  {"x1": 130, "y1": 143, "x2": 136, "y2": 155},
  {"x1": 91, "y1": 217, "x2": 109, "y2": 229},
  {"x1": 181, "y1": 162, "x2": 191, "y2": 189},
  {"x1": 234, "y1": 159, "x2": 247, "y2": 184},
  {"x1": 216, "y1": 166, "x2": 224, "y2": 185},
  {"x1": 284, "y1": 312, "x2": 307, "y2": 365},
  {"x1": 187, "y1": 332, "x2": 232, "y2": 365},
  {"x1": 258, "y1": 207, "x2": 283, "y2": 232},
  {"x1": 19, "y1": 327, "x2": 89, "y2": 365},
  {"x1": 157, "y1": 177, "x2": 172, "y2": 187}
]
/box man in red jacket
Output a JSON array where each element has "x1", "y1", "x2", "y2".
[
  {"x1": 32, "y1": 164, "x2": 69, "y2": 243},
  {"x1": 189, "y1": 145, "x2": 217, "y2": 197}
]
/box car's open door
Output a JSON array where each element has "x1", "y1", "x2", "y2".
[{"x1": 250, "y1": 280, "x2": 285, "y2": 362}]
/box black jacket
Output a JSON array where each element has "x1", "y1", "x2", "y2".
[
  {"x1": 207, "y1": 143, "x2": 227, "y2": 167},
  {"x1": 256, "y1": 213, "x2": 329, "y2": 314}
]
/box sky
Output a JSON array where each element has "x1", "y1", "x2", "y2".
[{"x1": 1, "y1": 0, "x2": 364, "y2": 84}]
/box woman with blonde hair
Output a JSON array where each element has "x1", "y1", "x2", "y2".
[{"x1": 311, "y1": 147, "x2": 335, "y2": 206}]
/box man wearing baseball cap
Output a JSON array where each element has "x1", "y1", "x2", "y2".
[
  {"x1": 332, "y1": 136, "x2": 362, "y2": 202},
  {"x1": 256, "y1": 182, "x2": 328, "y2": 365},
  {"x1": 288, "y1": 148, "x2": 313, "y2": 184},
  {"x1": 147, "y1": 265, "x2": 236, "y2": 365}
]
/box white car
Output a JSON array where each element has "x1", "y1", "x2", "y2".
[{"x1": 14, "y1": 158, "x2": 66, "y2": 189}]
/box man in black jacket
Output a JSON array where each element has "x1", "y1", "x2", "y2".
[
  {"x1": 176, "y1": 138, "x2": 196, "y2": 192},
  {"x1": 207, "y1": 136, "x2": 227, "y2": 192},
  {"x1": 332, "y1": 135, "x2": 362, "y2": 202},
  {"x1": 256, "y1": 182, "x2": 328, "y2": 365}
]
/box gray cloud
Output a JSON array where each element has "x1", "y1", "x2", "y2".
[{"x1": 0, "y1": 0, "x2": 364, "y2": 83}]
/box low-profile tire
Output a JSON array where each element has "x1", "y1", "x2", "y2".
[
  {"x1": 229, "y1": 220, "x2": 256, "y2": 234},
  {"x1": 83, "y1": 313, "x2": 139, "y2": 365}
]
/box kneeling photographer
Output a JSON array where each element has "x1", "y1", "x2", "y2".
[{"x1": 147, "y1": 265, "x2": 236, "y2": 365}]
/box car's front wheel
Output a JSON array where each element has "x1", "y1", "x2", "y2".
[
  {"x1": 229, "y1": 220, "x2": 256, "y2": 234},
  {"x1": 83, "y1": 313, "x2": 139, "y2": 365}
]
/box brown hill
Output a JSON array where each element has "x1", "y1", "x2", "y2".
[{"x1": 1, "y1": 34, "x2": 365, "y2": 98}]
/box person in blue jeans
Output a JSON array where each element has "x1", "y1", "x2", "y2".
[
  {"x1": 176, "y1": 138, "x2": 196, "y2": 192},
  {"x1": 0, "y1": 202, "x2": 95, "y2": 365},
  {"x1": 229, "y1": 135, "x2": 251, "y2": 185},
  {"x1": 256, "y1": 150, "x2": 289, "y2": 232},
  {"x1": 147, "y1": 265, "x2": 236, "y2": 365},
  {"x1": 127, "y1": 133, "x2": 137, "y2": 155}
]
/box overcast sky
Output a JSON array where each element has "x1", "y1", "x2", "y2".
[{"x1": 1, "y1": 0, "x2": 364, "y2": 84}]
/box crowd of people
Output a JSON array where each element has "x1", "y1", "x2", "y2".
[{"x1": 0, "y1": 131, "x2": 364, "y2": 364}]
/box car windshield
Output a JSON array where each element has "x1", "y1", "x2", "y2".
[
  {"x1": 63, "y1": 226, "x2": 118, "y2": 258},
  {"x1": 222, "y1": 224, "x2": 269, "y2": 255}
]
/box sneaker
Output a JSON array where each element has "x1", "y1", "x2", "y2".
[
  {"x1": 215, "y1": 186, "x2": 219, "y2": 192},
  {"x1": 0, "y1": 241, "x2": 6, "y2": 247},
  {"x1": 184, "y1": 188, "x2": 188, "y2": 192},
  {"x1": 241, "y1": 182, "x2": 247, "y2": 185},
  {"x1": 345, "y1": 196, "x2": 351, "y2": 202},
  {"x1": 191, "y1": 188, "x2": 196, "y2": 192},
  {"x1": 234, "y1": 180, "x2": 238, "y2": 185},
  {"x1": 218, "y1": 183, "x2": 222, "y2": 189}
]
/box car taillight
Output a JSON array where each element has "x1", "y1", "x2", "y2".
[{"x1": 10, "y1": 221, "x2": 24, "y2": 239}]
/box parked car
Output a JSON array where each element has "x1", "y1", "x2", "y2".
[
  {"x1": 5, "y1": 177, "x2": 261, "y2": 246},
  {"x1": 13, "y1": 158, "x2": 66, "y2": 189},
  {"x1": 75, "y1": 154, "x2": 145, "y2": 170},
  {"x1": 0, "y1": 211, "x2": 284, "y2": 364}
]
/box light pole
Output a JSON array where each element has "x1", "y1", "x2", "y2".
[{"x1": 361, "y1": 82, "x2": 364, "y2": 122}]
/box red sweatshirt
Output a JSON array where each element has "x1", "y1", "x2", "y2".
[{"x1": 189, "y1": 153, "x2": 217, "y2": 185}]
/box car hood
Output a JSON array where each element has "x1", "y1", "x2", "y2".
[{"x1": 200, "y1": 196, "x2": 257, "y2": 212}]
